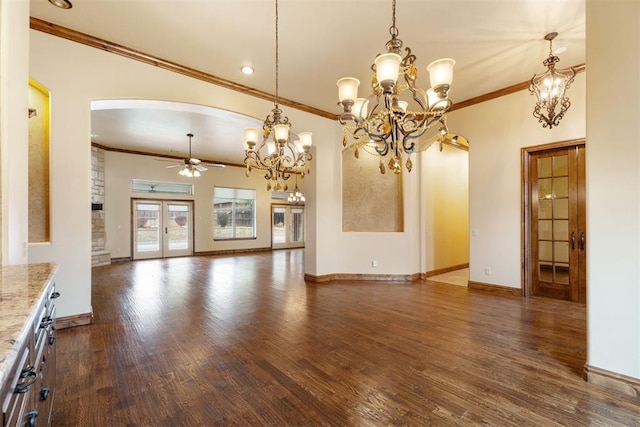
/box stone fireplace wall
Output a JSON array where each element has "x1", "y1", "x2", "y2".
[{"x1": 91, "y1": 146, "x2": 110, "y2": 266}]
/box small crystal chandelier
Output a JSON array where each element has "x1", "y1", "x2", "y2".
[
  {"x1": 529, "y1": 32, "x2": 576, "y2": 129},
  {"x1": 336, "y1": 0, "x2": 455, "y2": 175},
  {"x1": 243, "y1": 0, "x2": 312, "y2": 191},
  {"x1": 287, "y1": 186, "x2": 305, "y2": 204},
  {"x1": 287, "y1": 174, "x2": 305, "y2": 204}
]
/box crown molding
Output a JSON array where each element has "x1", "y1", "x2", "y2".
[
  {"x1": 30, "y1": 17, "x2": 338, "y2": 121},
  {"x1": 31, "y1": 17, "x2": 585, "y2": 120}
]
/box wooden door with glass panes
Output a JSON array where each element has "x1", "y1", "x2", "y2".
[{"x1": 530, "y1": 145, "x2": 585, "y2": 302}]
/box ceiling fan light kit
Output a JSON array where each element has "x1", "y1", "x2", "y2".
[
  {"x1": 336, "y1": 0, "x2": 455, "y2": 175},
  {"x1": 529, "y1": 32, "x2": 576, "y2": 129},
  {"x1": 166, "y1": 133, "x2": 224, "y2": 178},
  {"x1": 242, "y1": 0, "x2": 313, "y2": 192}
]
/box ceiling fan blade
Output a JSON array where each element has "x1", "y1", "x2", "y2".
[
  {"x1": 165, "y1": 164, "x2": 182, "y2": 169},
  {"x1": 201, "y1": 162, "x2": 226, "y2": 168},
  {"x1": 189, "y1": 158, "x2": 202, "y2": 165},
  {"x1": 195, "y1": 165, "x2": 208, "y2": 172}
]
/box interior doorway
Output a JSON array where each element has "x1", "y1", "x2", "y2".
[
  {"x1": 271, "y1": 205, "x2": 305, "y2": 249},
  {"x1": 522, "y1": 139, "x2": 586, "y2": 302},
  {"x1": 132, "y1": 199, "x2": 194, "y2": 260}
]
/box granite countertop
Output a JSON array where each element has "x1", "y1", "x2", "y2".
[{"x1": 0, "y1": 263, "x2": 59, "y2": 389}]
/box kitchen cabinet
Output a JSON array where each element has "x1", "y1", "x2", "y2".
[{"x1": 0, "y1": 264, "x2": 59, "y2": 427}]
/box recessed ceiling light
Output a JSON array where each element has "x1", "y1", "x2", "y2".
[
  {"x1": 241, "y1": 66, "x2": 254, "y2": 75},
  {"x1": 49, "y1": 0, "x2": 73, "y2": 9}
]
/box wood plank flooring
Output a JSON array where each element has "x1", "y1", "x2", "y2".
[{"x1": 53, "y1": 250, "x2": 640, "y2": 426}]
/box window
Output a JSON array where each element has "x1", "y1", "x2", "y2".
[
  {"x1": 132, "y1": 179, "x2": 193, "y2": 195},
  {"x1": 213, "y1": 187, "x2": 256, "y2": 240}
]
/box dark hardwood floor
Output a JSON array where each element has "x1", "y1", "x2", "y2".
[{"x1": 53, "y1": 250, "x2": 639, "y2": 426}]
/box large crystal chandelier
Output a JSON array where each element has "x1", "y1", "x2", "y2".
[
  {"x1": 243, "y1": 0, "x2": 312, "y2": 191},
  {"x1": 336, "y1": 0, "x2": 455, "y2": 175},
  {"x1": 529, "y1": 32, "x2": 576, "y2": 129}
]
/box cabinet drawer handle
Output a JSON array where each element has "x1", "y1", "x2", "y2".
[
  {"x1": 48, "y1": 330, "x2": 56, "y2": 346},
  {"x1": 16, "y1": 366, "x2": 37, "y2": 394},
  {"x1": 40, "y1": 316, "x2": 53, "y2": 329},
  {"x1": 40, "y1": 387, "x2": 50, "y2": 401},
  {"x1": 51, "y1": 291, "x2": 60, "y2": 299},
  {"x1": 25, "y1": 410, "x2": 38, "y2": 427}
]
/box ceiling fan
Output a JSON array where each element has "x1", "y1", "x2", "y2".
[{"x1": 163, "y1": 133, "x2": 225, "y2": 177}]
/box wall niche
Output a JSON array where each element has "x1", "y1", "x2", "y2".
[
  {"x1": 341, "y1": 148, "x2": 404, "y2": 232},
  {"x1": 28, "y1": 79, "x2": 50, "y2": 243}
]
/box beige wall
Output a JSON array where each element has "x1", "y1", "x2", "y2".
[
  {"x1": 447, "y1": 73, "x2": 586, "y2": 288},
  {"x1": 421, "y1": 143, "x2": 469, "y2": 272},
  {"x1": 1, "y1": 0, "x2": 30, "y2": 265},
  {"x1": 585, "y1": 0, "x2": 640, "y2": 379}
]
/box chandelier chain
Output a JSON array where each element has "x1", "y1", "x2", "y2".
[
  {"x1": 389, "y1": 0, "x2": 398, "y2": 38},
  {"x1": 274, "y1": 0, "x2": 279, "y2": 108}
]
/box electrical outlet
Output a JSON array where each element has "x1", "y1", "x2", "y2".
[
  {"x1": 485, "y1": 267, "x2": 492, "y2": 275},
  {"x1": 372, "y1": 260, "x2": 378, "y2": 268}
]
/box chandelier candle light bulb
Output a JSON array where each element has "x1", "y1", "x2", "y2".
[{"x1": 375, "y1": 53, "x2": 402, "y2": 90}]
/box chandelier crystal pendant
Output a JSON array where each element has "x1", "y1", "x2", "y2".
[
  {"x1": 336, "y1": 0, "x2": 455, "y2": 175},
  {"x1": 243, "y1": 0, "x2": 312, "y2": 191},
  {"x1": 529, "y1": 32, "x2": 576, "y2": 129}
]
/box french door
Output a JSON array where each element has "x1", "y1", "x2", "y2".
[
  {"x1": 272, "y1": 205, "x2": 305, "y2": 249},
  {"x1": 524, "y1": 142, "x2": 586, "y2": 302},
  {"x1": 133, "y1": 200, "x2": 193, "y2": 260}
]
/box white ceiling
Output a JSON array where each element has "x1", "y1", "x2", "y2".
[{"x1": 29, "y1": 0, "x2": 585, "y2": 165}]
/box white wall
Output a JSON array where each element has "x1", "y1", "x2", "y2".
[
  {"x1": 447, "y1": 73, "x2": 586, "y2": 288},
  {"x1": 585, "y1": 0, "x2": 640, "y2": 379},
  {"x1": 0, "y1": 0, "x2": 29, "y2": 265},
  {"x1": 28, "y1": 30, "x2": 335, "y2": 318},
  {"x1": 104, "y1": 151, "x2": 282, "y2": 257}
]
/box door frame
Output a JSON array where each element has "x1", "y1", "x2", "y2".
[
  {"x1": 131, "y1": 198, "x2": 195, "y2": 260},
  {"x1": 521, "y1": 138, "x2": 585, "y2": 297}
]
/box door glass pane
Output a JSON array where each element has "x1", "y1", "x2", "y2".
[
  {"x1": 290, "y1": 208, "x2": 304, "y2": 243},
  {"x1": 538, "y1": 200, "x2": 552, "y2": 219},
  {"x1": 553, "y1": 155, "x2": 568, "y2": 176},
  {"x1": 538, "y1": 178, "x2": 553, "y2": 199},
  {"x1": 553, "y1": 220, "x2": 568, "y2": 240},
  {"x1": 539, "y1": 241, "x2": 552, "y2": 262},
  {"x1": 538, "y1": 220, "x2": 552, "y2": 240},
  {"x1": 136, "y1": 204, "x2": 160, "y2": 252},
  {"x1": 539, "y1": 263, "x2": 553, "y2": 282},
  {"x1": 273, "y1": 207, "x2": 286, "y2": 244},
  {"x1": 555, "y1": 177, "x2": 569, "y2": 198},
  {"x1": 554, "y1": 241, "x2": 569, "y2": 263},
  {"x1": 555, "y1": 263, "x2": 569, "y2": 285},
  {"x1": 554, "y1": 199, "x2": 568, "y2": 219},
  {"x1": 537, "y1": 157, "x2": 552, "y2": 178},
  {"x1": 167, "y1": 204, "x2": 189, "y2": 250}
]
